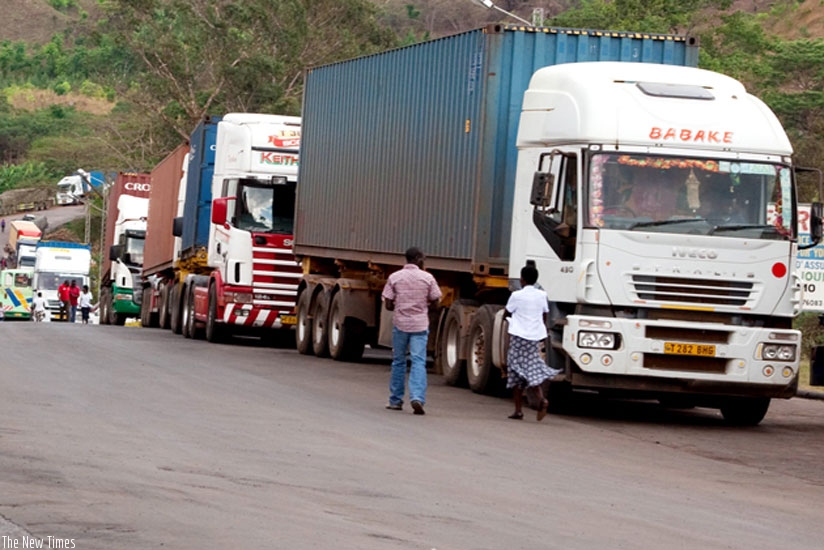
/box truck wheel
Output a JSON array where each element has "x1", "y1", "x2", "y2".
[
  {"x1": 205, "y1": 285, "x2": 224, "y2": 343},
  {"x1": 467, "y1": 305, "x2": 505, "y2": 395},
  {"x1": 295, "y1": 290, "x2": 313, "y2": 355},
  {"x1": 158, "y1": 285, "x2": 170, "y2": 329},
  {"x1": 181, "y1": 285, "x2": 192, "y2": 338},
  {"x1": 547, "y1": 381, "x2": 573, "y2": 414},
  {"x1": 311, "y1": 290, "x2": 330, "y2": 357},
  {"x1": 140, "y1": 289, "x2": 152, "y2": 327},
  {"x1": 170, "y1": 284, "x2": 183, "y2": 335},
  {"x1": 113, "y1": 311, "x2": 127, "y2": 326},
  {"x1": 99, "y1": 288, "x2": 111, "y2": 325},
  {"x1": 186, "y1": 285, "x2": 204, "y2": 339},
  {"x1": 720, "y1": 397, "x2": 770, "y2": 426},
  {"x1": 438, "y1": 302, "x2": 472, "y2": 386},
  {"x1": 328, "y1": 291, "x2": 366, "y2": 362}
]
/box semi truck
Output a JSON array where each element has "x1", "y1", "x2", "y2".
[
  {"x1": 55, "y1": 170, "x2": 105, "y2": 205},
  {"x1": 32, "y1": 241, "x2": 91, "y2": 319},
  {"x1": 0, "y1": 187, "x2": 53, "y2": 215},
  {"x1": 141, "y1": 113, "x2": 303, "y2": 342},
  {"x1": 98, "y1": 172, "x2": 152, "y2": 326},
  {"x1": 8, "y1": 220, "x2": 42, "y2": 268},
  {"x1": 294, "y1": 25, "x2": 819, "y2": 425}
]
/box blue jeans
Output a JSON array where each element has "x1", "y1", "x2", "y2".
[
  {"x1": 70, "y1": 305, "x2": 77, "y2": 323},
  {"x1": 389, "y1": 327, "x2": 429, "y2": 406}
]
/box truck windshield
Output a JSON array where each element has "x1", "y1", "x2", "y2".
[
  {"x1": 126, "y1": 237, "x2": 145, "y2": 266},
  {"x1": 236, "y1": 180, "x2": 296, "y2": 235},
  {"x1": 587, "y1": 153, "x2": 795, "y2": 240},
  {"x1": 35, "y1": 273, "x2": 85, "y2": 290}
]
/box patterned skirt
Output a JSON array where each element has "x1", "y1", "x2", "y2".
[{"x1": 506, "y1": 335, "x2": 560, "y2": 390}]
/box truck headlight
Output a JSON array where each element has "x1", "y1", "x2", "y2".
[
  {"x1": 578, "y1": 331, "x2": 618, "y2": 350},
  {"x1": 114, "y1": 293, "x2": 131, "y2": 301},
  {"x1": 225, "y1": 291, "x2": 253, "y2": 304},
  {"x1": 761, "y1": 344, "x2": 796, "y2": 362}
]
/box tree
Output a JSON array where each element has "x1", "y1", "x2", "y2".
[{"x1": 98, "y1": 0, "x2": 398, "y2": 139}]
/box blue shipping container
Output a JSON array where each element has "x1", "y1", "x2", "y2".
[
  {"x1": 296, "y1": 25, "x2": 699, "y2": 274},
  {"x1": 181, "y1": 116, "x2": 221, "y2": 253}
]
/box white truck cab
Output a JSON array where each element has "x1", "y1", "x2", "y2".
[
  {"x1": 510, "y1": 62, "x2": 822, "y2": 424},
  {"x1": 33, "y1": 242, "x2": 92, "y2": 318}
]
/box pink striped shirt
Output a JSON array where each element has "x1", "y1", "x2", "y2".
[{"x1": 382, "y1": 264, "x2": 442, "y2": 332}]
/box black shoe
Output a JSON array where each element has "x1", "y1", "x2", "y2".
[
  {"x1": 411, "y1": 401, "x2": 425, "y2": 415},
  {"x1": 386, "y1": 403, "x2": 403, "y2": 411}
]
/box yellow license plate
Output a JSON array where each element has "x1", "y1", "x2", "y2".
[
  {"x1": 280, "y1": 315, "x2": 297, "y2": 325},
  {"x1": 663, "y1": 342, "x2": 716, "y2": 357}
]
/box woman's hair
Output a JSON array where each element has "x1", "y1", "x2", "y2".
[{"x1": 520, "y1": 265, "x2": 539, "y2": 285}]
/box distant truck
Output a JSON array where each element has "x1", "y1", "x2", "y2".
[
  {"x1": 294, "y1": 25, "x2": 816, "y2": 425},
  {"x1": 0, "y1": 268, "x2": 34, "y2": 320},
  {"x1": 0, "y1": 187, "x2": 53, "y2": 215},
  {"x1": 8, "y1": 220, "x2": 42, "y2": 267},
  {"x1": 32, "y1": 241, "x2": 91, "y2": 319},
  {"x1": 141, "y1": 113, "x2": 302, "y2": 342},
  {"x1": 55, "y1": 171, "x2": 105, "y2": 205},
  {"x1": 98, "y1": 172, "x2": 151, "y2": 326}
]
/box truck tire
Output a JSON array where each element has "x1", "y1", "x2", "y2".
[
  {"x1": 185, "y1": 284, "x2": 204, "y2": 339},
  {"x1": 467, "y1": 305, "x2": 505, "y2": 395},
  {"x1": 99, "y1": 288, "x2": 111, "y2": 325},
  {"x1": 295, "y1": 290, "x2": 313, "y2": 355},
  {"x1": 170, "y1": 284, "x2": 183, "y2": 335},
  {"x1": 437, "y1": 302, "x2": 474, "y2": 386},
  {"x1": 112, "y1": 309, "x2": 127, "y2": 326},
  {"x1": 328, "y1": 291, "x2": 366, "y2": 362},
  {"x1": 158, "y1": 285, "x2": 170, "y2": 329},
  {"x1": 205, "y1": 285, "x2": 225, "y2": 343},
  {"x1": 720, "y1": 397, "x2": 770, "y2": 426},
  {"x1": 140, "y1": 290, "x2": 152, "y2": 327},
  {"x1": 181, "y1": 284, "x2": 192, "y2": 338},
  {"x1": 311, "y1": 290, "x2": 330, "y2": 357}
]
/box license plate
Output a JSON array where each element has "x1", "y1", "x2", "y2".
[
  {"x1": 663, "y1": 342, "x2": 716, "y2": 357},
  {"x1": 280, "y1": 315, "x2": 297, "y2": 325}
]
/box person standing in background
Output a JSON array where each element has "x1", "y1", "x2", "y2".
[
  {"x1": 78, "y1": 285, "x2": 93, "y2": 325},
  {"x1": 57, "y1": 280, "x2": 71, "y2": 322},
  {"x1": 382, "y1": 247, "x2": 442, "y2": 416},
  {"x1": 69, "y1": 280, "x2": 81, "y2": 323}
]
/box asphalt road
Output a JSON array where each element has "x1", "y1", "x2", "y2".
[{"x1": 1, "y1": 323, "x2": 824, "y2": 549}]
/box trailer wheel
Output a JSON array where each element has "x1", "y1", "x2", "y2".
[
  {"x1": 438, "y1": 302, "x2": 471, "y2": 386},
  {"x1": 720, "y1": 397, "x2": 770, "y2": 426},
  {"x1": 170, "y1": 284, "x2": 183, "y2": 335},
  {"x1": 295, "y1": 290, "x2": 313, "y2": 355},
  {"x1": 311, "y1": 290, "x2": 330, "y2": 357},
  {"x1": 158, "y1": 284, "x2": 170, "y2": 329},
  {"x1": 328, "y1": 291, "x2": 366, "y2": 362},
  {"x1": 467, "y1": 305, "x2": 505, "y2": 395},
  {"x1": 140, "y1": 289, "x2": 152, "y2": 327},
  {"x1": 205, "y1": 285, "x2": 224, "y2": 343}
]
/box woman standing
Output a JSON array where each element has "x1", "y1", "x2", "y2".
[{"x1": 504, "y1": 265, "x2": 560, "y2": 421}]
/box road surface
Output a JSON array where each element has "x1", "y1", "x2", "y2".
[{"x1": 1, "y1": 323, "x2": 823, "y2": 549}]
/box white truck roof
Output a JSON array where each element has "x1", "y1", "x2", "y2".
[
  {"x1": 35, "y1": 245, "x2": 91, "y2": 275},
  {"x1": 518, "y1": 61, "x2": 792, "y2": 155},
  {"x1": 214, "y1": 113, "x2": 301, "y2": 182}
]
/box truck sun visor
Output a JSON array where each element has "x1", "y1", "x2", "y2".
[{"x1": 636, "y1": 81, "x2": 715, "y2": 100}]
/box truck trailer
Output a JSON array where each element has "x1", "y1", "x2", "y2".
[
  {"x1": 98, "y1": 172, "x2": 152, "y2": 326},
  {"x1": 141, "y1": 113, "x2": 303, "y2": 342},
  {"x1": 294, "y1": 25, "x2": 819, "y2": 425}
]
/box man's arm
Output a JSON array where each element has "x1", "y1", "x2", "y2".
[{"x1": 385, "y1": 299, "x2": 395, "y2": 311}]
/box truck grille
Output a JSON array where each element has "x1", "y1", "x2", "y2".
[
  {"x1": 631, "y1": 275, "x2": 756, "y2": 307},
  {"x1": 251, "y1": 246, "x2": 301, "y2": 311}
]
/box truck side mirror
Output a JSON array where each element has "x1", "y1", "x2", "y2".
[
  {"x1": 530, "y1": 172, "x2": 554, "y2": 207},
  {"x1": 212, "y1": 197, "x2": 229, "y2": 226},
  {"x1": 172, "y1": 217, "x2": 184, "y2": 237},
  {"x1": 109, "y1": 244, "x2": 124, "y2": 261},
  {"x1": 811, "y1": 202, "x2": 823, "y2": 244}
]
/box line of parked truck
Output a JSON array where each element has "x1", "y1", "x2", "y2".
[{"x1": 39, "y1": 24, "x2": 824, "y2": 424}]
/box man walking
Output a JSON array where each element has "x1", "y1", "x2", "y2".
[
  {"x1": 382, "y1": 247, "x2": 442, "y2": 415},
  {"x1": 69, "y1": 280, "x2": 81, "y2": 323},
  {"x1": 58, "y1": 280, "x2": 70, "y2": 322}
]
